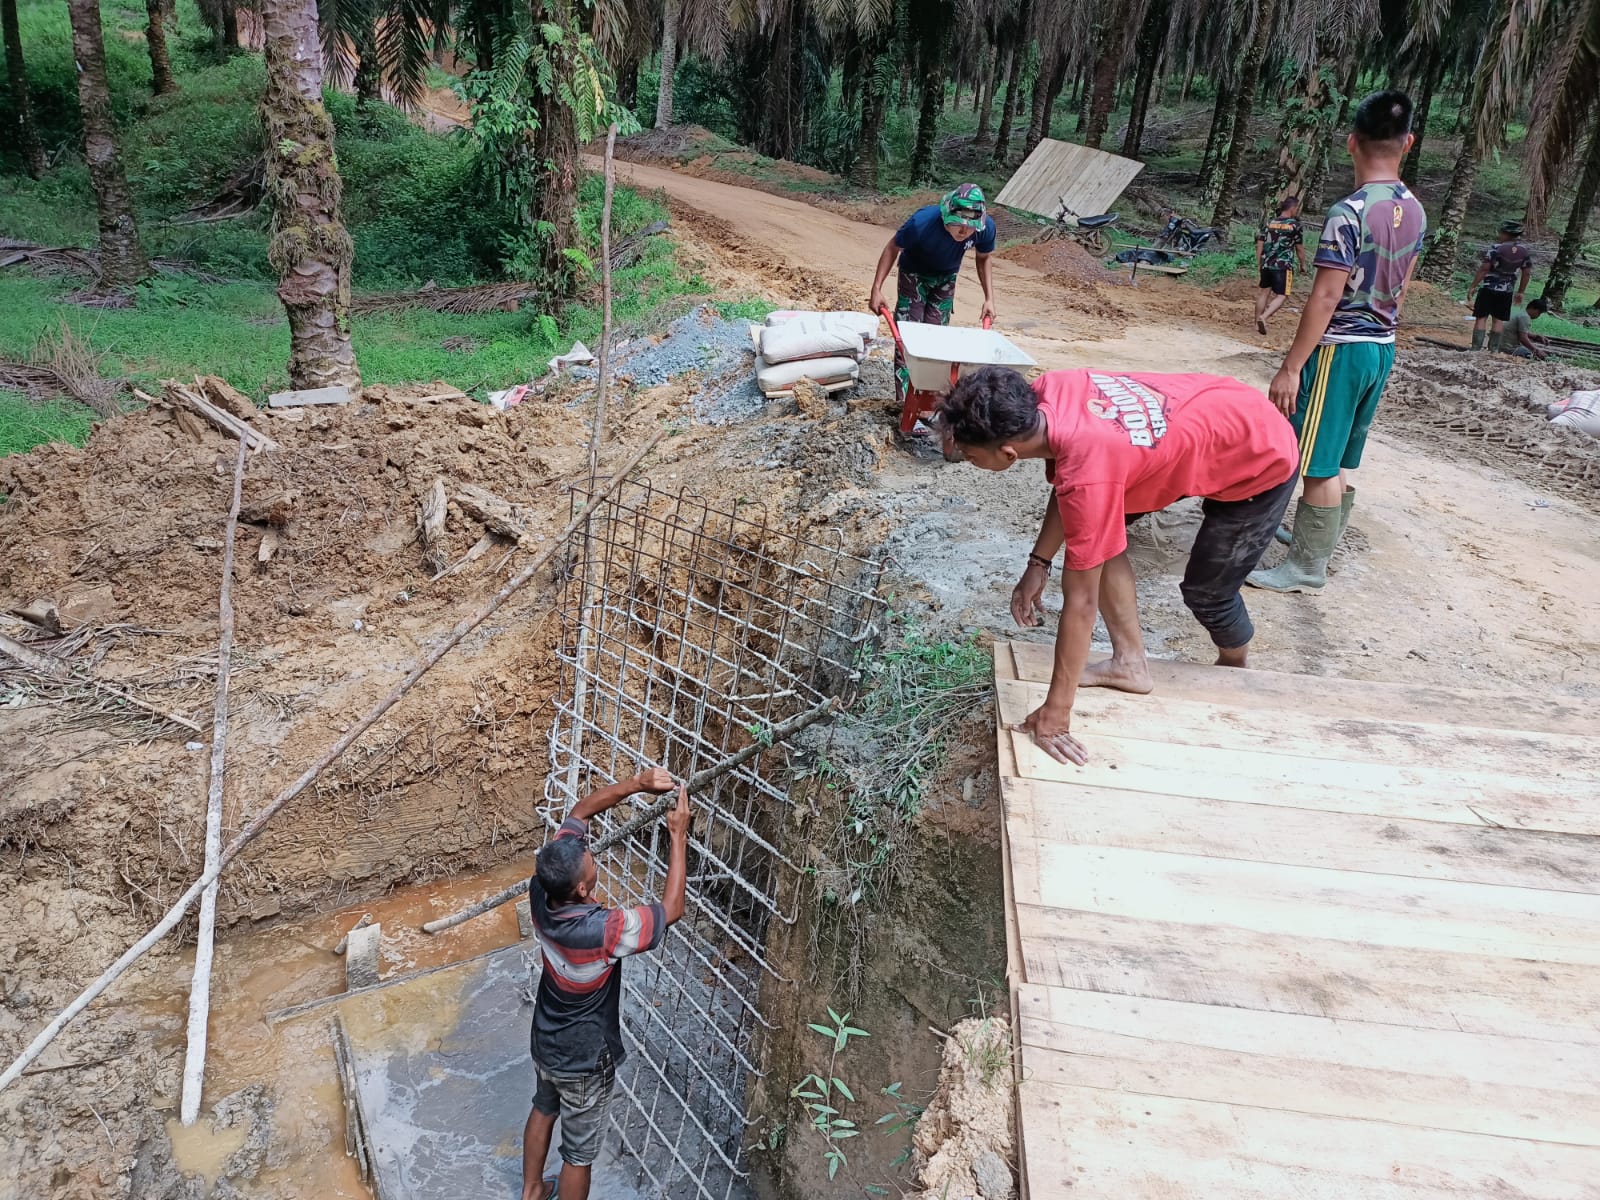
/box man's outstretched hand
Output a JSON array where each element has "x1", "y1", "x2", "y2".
[
  {"x1": 1011, "y1": 565, "x2": 1048, "y2": 628},
  {"x1": 635, "y1": 767, "x2": 675, "y2": 794},
  {"x1": 1011, "y1": 702, "x2": 1089, "y2": 766},
  {"x1": 664, "y1": 784, "x2": 691, "y2": 838}
]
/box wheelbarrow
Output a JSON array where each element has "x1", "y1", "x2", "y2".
[{"x1": 878, "y1": 307, "x2": 1037, "y2": 436}]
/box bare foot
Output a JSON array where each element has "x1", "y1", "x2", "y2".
[
  {"x1": 1215, "y1": 645, "x2": 1249, "y2": 669},
  {"x1": 1080, "y1": 656, "x2": 1154, "y2": 694}
]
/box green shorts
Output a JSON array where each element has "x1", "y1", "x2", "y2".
[{"x1": 1291, "y1": 340, "x2": 1395, "y2": 478}]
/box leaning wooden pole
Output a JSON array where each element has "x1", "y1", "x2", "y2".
[
  {"x1": 421, "y1": 696, "x2": 839, "y2": 935},
  {"x1": 0, "y1": 430, "x2": 665, "y2": 1094},
  {"x1": 564, "y1": 123, "x2": 621, "y2": 803},
  {"x1": 179, "y1": 438, "x2": 246, "y2": 1125}
]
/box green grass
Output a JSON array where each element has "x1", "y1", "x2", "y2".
[{"x1": 0, "y1": 393, "x2": 97, "y2": 456}]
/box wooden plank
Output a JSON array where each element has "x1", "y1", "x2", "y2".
[
  {"x1": 1012, "y1": 904, "x2": 1600, "y2": 1043},
  {"x1": 989, "y1": 643, "x2": 1030, "y2": 1200},
  {"x1": 997, "y1": 676, "x2": 1600, "y2": 782},
  {"x1": 1026, "y1": 844, "x2": 1600, "y2": 964},
  {"x1": 1017, "y1": 1083, "x2": 1600, "y2": 1200},
  {"x1": 1016, "y1": 984, "x2": 1600, "y2": 1144},
  {"x1": 1002, "y1": 776, "x2": 1600, "y2": 893},
  {"x1": 996, "y1": 138, "x2": 1144, "y2": 220},
  {"x1": 1003, "y1": 725, "x2": 1600, "y2": 833},
  {"x1": 1004, "y1": 641, "x2": 1589, "y2": 735}
]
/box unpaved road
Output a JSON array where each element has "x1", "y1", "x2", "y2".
[{"x1": 631, "y1": 156, "x2": 1600, "y2": 697}]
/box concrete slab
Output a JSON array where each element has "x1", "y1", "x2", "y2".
[{"x1": 340, "y1": 946, "x2": 650, "y2": 1200}]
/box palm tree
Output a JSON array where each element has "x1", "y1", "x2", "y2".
[
  {"x1": 261, "y1": 0, "x2": 360, "y2": 387},
  {"x1": 1524, "y1": 0, "x2": 1599, "y2": 306},
  {"x1": 3, "y1": 0, "x2": 48, "y2": 176},
  {"x1": 1084, "y1": 0, "x2": 1140, "y2": 149},
  {"x1": 1122, "y1": 0, "x2": 1172, "y2": 157},
  {"x1": 66, "y1": 0, "x2": 150, "y2": 288},
  {"x1": 910, "y1": 0, "x2": 953, "y2": 183},
  {"x1": 145, "y1": 0, "x2": 178, "y2": 95},
  {"x1": 989, "y1": 0, "x2": 1030, "y2": 163},
  {"x1": 1208, "y1": 0, "x2": 1278, "y2": 233},
  {"x1": 199, "y1": 0, "x2": 241, "y2": 54},
  {"x1": 1418, "y1": 0, "x2": 1545, "y2": 283}
]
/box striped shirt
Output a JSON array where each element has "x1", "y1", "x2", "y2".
[{"x1": 528, "y1": 817, "x2": 667, "y2": 1073}]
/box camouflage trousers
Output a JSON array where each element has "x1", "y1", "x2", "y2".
[{"x1": 894, "y1": 269, "x2": 958, "y2": 326}]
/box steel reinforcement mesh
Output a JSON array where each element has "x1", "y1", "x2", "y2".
[{"x1": 539, "y1": 477, "x2": 886, "y2": 1199}]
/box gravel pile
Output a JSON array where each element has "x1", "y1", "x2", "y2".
[{"x1": 615, "y1": 305, "x2": 754, "y2": 390}]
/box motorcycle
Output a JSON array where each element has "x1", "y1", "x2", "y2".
[
  {"x1": 1154, "y1": 211, "x2": 1220, "y2": 254},
  {"x1": 1038, "y1": 197, "x2": 1119, "y2": 257}
]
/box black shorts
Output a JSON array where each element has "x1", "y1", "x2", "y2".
[
  {"x1": 1472, "y1": 288, "x2": 1513, "y2": 321},
  {"x1": 1179, "y1": 473, "x2": 1297, "y2": 649},
  {"x1": 1258, "y1": 268, "x2": 1291, "y2": 296}
]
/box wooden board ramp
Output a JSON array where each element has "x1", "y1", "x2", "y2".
[
  {"x1": 992, "y1": 640, "x2": 1600, "y2": 1200},
  {"x1": 993, "y1": 138, "x2": 1145, "y2": 222}
]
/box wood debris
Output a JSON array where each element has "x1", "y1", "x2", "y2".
[
  {"x1": 453, "y1": 483, "x2": 529, "y2": 540},
  {"x1": 148, "y1": 382, "x2": 279, "y2": 452},
  {"x1": 418, "y1": 479, "x2": 449, "y2": 575}
]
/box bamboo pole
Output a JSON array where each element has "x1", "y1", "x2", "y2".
[
  {"x1": 0, "y1": 430, "x2": 666, "y2": 1094},
  {"x1": 564, "y1": 123, "x2": 621, "y2": 804},
  {"x1": 179, "y1": 438, "x2": 245, "y2": 1126},
  {"x1": 420, "y1": 696, "x2": 838, "y2": 935}
]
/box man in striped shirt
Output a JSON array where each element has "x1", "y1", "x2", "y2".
[{"x1": 521, "y1": 767, "x2": 690, "y2": 1200}]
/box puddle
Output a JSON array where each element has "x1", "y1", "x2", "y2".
[{"x1": 165, "y1": 1113, "x2": 250, "y2": 1186}]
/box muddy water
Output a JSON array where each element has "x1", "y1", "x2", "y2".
[{"x1": 119, "y1": 857, "x2": 536, "y2": 1196}]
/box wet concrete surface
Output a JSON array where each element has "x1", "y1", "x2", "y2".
[{"x1": 342, "y1": 945, "x2": 648, "y2": 1200}]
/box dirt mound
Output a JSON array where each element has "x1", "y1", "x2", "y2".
[
  {"x1": 996, "y1": 238, "x2": 1128, "y2": 327},
  {"x1": 1380, "y1": 350, "x2": 1600, "y2": 507},
  {"x1": 1399, "y1": 278, "x2": 1473, "y2": 333},
  {"x1": 911, "y1": 1016, "x2": 1016, "y2": 1200}
]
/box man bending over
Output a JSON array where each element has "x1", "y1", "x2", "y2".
[
  {"x1": 938, "y1": 367, "x2": 1297, "y2": 766},
  {"x1": 522, "y1": 767, "x2": 690, "y2": 1200}
]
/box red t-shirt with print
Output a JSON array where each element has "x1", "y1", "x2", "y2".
[{"x1": 1039, "y1": 370, "x2": 1297, "y2": 571}]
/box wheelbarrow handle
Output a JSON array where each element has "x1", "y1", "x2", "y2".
[
  {"x1": 877, "y1": 304, "x2": 905, "y2": 351},
  {"x1": 982, "y1": 314, "x2": 994, "y2": 330}
]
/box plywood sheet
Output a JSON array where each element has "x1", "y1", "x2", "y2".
[{"x1": 993, "y1": 139, "x2": 1145, "y2": 222}]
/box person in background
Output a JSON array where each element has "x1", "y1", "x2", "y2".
[
  {"x1": 1499, "y1": 297, "x2": 1549, "y2": 359},
  {"x1": 1467, "y1": 220, "x2": 1534, "y2": 351},
  {"x1": 868, "y1": 183, "x2": 998, "y2": 327},
  {"x1": 1248, "y1": 90, "x2": 1427, "y2": 595},
  {"x1": 1254, "y1": 196, "x2": 1307, "y2": 334},
  {"x1": 521, "y1": 767, "x2": 690, "y2": 1200}
]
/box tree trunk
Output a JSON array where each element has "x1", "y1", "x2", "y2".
[
  {"x1": 655, "y1": 0, "x2": 679, "y2": 128},
  {"x1": 1084, "y1": 0, "x2": 1136, "y2": 149},
  {"x1": 353, "y1": 7, "x2": 380, "y2": 111},
  {"x1": 1418, "y1": 45, "x2": 1492, "y2": 285},
  {"x1": 1197, "y1": 69, "x2": 1234, "y2": 192},
  {"x1": 1122, "y1": 0, "x2": 1169, "y2": 158},
  {"x1": 1040, "y1": 52, "x2": 1068, "y2": 142},
  {"x1": 850, "y1": 41, "x2": 886, "y2": 188},
  {"x1": 976, "y1": 45, "x2": 1004, "y2": 143},
  {"x1": 985, "y1": 27, "x2": 1024, "y2": 163},
  {"x1": 1208, "y1": 0, "x2": 1276, "y2": 234},
  {"x1": 1541, "y1": 120, "x2": 1600, "y2": 310},
  {"x1": 617, "y1": 59, "x2": 638, "y2": 109},
  {"x1": 841, "y1": 29, "x2": 862, "y2": 115},
  {"x1": 1305, "y1": 56, "x2": 1357, "y2": 212},
  {"x1": 910, "y1": 5, "x2": 950, "y2": 184},
  {"x1": 66, "y1": 0, "x2": 149, "y2": 288},
  {"x1": 1401, "y1": 44, "x2": 1442, "y2": 186},
  {"x1": 260, "y1": 0, "x2": 359, "y2": 388},
  {"x1": 222, "y1": 1, "x2": 239, "y2": 53},
  {"x1": 145, "y1": 0, "x2": 178, "y2": 95},
  {"x1": 1026, "y1": 44, "x2": 1056, "y2": 156},
  {"x1": 3, "y1": 0, "x2": 48, "y2": 176}
]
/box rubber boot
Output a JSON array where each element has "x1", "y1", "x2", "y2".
[
  {"x1": 1247, "y1": 499, "x2": 1341, "y2": 593},
  {"x1": 1337, "y1": 486, "x2": 1355, "y2": 543},
  {"x1": 1471, "y1": 326, "x2": 1486, "y2": 350}
]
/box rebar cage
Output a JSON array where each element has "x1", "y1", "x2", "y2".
[{"x1": 540, "y1": 477, "x2": 887, "y2": 1199}]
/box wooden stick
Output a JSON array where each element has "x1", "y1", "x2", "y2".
[
  {"x1": 0, "y1": 430, "x2": 666, "y2": 1094},
  {"x1": 180, "y1": 438, "x2": 245, "y2": 1126},
  {"x1": 564, "y1": 123, "x2": 621, "y2": 804},
  {"x1": 420, "y1": 696, "x2": 838, "y2": 935},
  {"x1": 418, "y1": 480, "x2": 448, "y2": 575}
]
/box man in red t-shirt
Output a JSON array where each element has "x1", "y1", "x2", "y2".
[{"x1": 937, "y1": 366, "x2": 1298, "y2": 765}]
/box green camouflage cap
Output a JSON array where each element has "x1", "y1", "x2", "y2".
[
  {"x1": 940, "y1": 184, "x2": 988, "y2": 230},
  {"x1": 1500, "y1": 219, "x2": 1524, "y2": 236}
]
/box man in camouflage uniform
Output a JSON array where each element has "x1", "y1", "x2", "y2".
[
  {"x1": 1467, "y1": 220, "x2": 1534, "y2": 351},
  {"x1": 869, "y1": 184, "x2": 998, "y2": 327},
  {"x1": 1254, "y1": 196, "x2": 1307, "y2": 333}
]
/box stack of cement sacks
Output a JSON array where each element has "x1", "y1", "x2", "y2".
[{"x1": 752, "y1": 311, "x2": 880, "y2": 397}]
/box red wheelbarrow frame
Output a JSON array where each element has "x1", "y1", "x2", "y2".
[{"x1": 879, "y1": 306, "x2": 993, "y2": 435}]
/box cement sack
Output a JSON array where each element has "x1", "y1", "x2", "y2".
[
  {"x1": 765, "y1": 310, "x2": 882, "y2": 340},
  {"x1": 1550, "y1": 390, "x2": 1600, "y2": 436},
  {"x1": 759, "y1": 322, "x2": 865, "y2": 365},
  {"x1": 755, "y1": 355, "x2": 859, "y2": 394}
]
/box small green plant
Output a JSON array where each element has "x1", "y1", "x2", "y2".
[
  {"x1": 875, "y1": 1080, "x2": 925, "y2": 1169},
  {"x1": 790, "y1": 1008, "x2": 870, "y2": 1181},
  {"x1": 746, "y1": 721, "x2": 776, "y2": 749}
]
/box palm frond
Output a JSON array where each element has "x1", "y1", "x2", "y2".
[
  {"x1": 316, "y1": 0, "x2": 366, "y2": 90},
  {"x1": 681, "y1": 0, "x2": 733, "y2": 57},
  {"x1": 1524, "y1": 0, "x2": 1600, "y2": 224},
  {"x1": 376, "y1": 0, "x2": 437, "y2": 107}
]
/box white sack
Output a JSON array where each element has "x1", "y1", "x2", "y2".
[
  {"x1": 755, "y1": 355, "x2": 860, "y2": 394},
  {"x1": 759, "y1": 322, "x2": 865, "y2": 365},
  {"x1": 764, "y1": 310, "x2": 882, "y2": 340}
]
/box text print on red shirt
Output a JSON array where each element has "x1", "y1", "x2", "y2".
[{"x1": 1085, "y1": 373, "x2": 1170, "y2": 448}]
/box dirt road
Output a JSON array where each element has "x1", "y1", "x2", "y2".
[{"x1": 632, "y1": 157, "x2": 1600, "y2": 698}]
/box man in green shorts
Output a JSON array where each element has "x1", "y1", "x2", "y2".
[
  {"x1": 1248, "y1": 90, "x2": 1427, "y2": 595},
  {"x1": 1254, "y1": 196, "x2": 1306, "y2": 333},
  {"x1": 868, "y1": 183, "x2": 998, "y2": 326}
]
